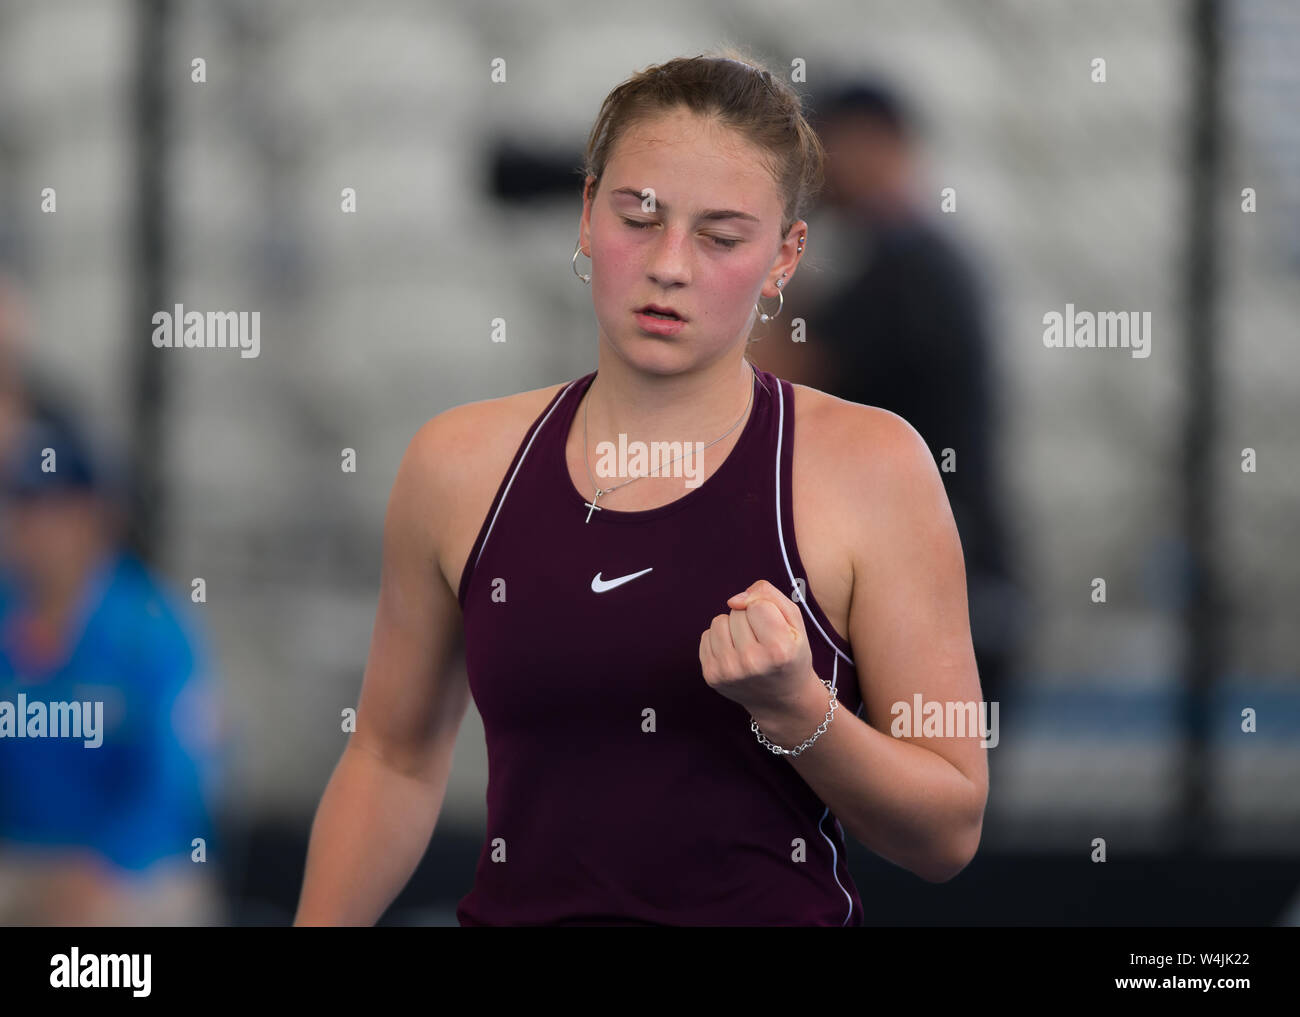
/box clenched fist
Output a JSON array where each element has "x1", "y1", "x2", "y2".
[{"x1": 699, "y1": 578, "x2": 817, "y2": 717}]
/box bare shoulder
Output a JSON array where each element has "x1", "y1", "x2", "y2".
[
  {"x1": 788, "y1": 381, "x2": 930, "y2": 471},
  {"x1": 402, "y1": 379, "x2": 573, "y2": 593},
  {"x1": 410, "y1": 380, "x2": 568, "y2": 471},
  {"x1": 788, "y1": 381, "x2": 947, "y2": 539}
]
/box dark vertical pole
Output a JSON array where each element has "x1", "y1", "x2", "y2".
[
  {"x1": 1181, "y1": 0, "x2": 1223, "y2": 851},
  {"x1": 127, "y1": 0, "x2": 171, "y2": 562}
]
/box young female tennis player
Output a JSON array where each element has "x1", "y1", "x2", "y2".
[{"x1": 295, "y1": 48, "x2": 988, "y2": 927}]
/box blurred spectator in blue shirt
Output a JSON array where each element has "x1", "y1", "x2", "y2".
[{"x1": 0, "y1": 417, "x2": 227, "y2": 924}]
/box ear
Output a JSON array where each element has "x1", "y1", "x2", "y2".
[{"x1": 579, "y1": 174, "x2": 597, "y2": 250}]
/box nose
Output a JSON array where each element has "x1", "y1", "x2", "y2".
[{"x1": 644, "y1": 222, "x2": 692, "y2": 287}]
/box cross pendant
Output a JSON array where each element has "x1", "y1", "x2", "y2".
[{"x1": 584, "y1": 489, "x2": 604, "y2": 523}]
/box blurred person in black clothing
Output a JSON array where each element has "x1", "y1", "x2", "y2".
[{"x1": 759, "y1": 80, "x2": 1023, "y2": 707}]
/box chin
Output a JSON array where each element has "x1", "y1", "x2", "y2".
[
  {"x1": 602, "y1": 322, "x2": 737, "y2": 376},
  {"x1": 606, "y1": 335, "x2": 690, "y2": 373}
]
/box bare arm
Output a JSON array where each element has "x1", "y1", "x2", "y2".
[
  {"x1": 745, "y1": 406, "x2": 988, "y2": 882},
  {"x1": 294, "y1": 414, "x2": 471, "y2": 925}
]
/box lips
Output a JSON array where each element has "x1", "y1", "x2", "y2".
[{"x1": 637, "y1": 303, "x2": 685, "y2": 321}]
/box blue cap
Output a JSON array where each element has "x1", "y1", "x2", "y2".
[{"x1": 2, "y1": 417, "x2": 120, "y2": 501}]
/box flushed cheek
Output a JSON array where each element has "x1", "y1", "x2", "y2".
[
  {"x1": 591, "y1": 233, "x2": 764, "y2": 330},
  {"x1": 705, "y1": 263, "x2": 768, "y2": 325},
  {"x1": 593, "y1": 234, "x2": 643, "y2": 287},
  {"x1": 589, "y1": 235, "x2": 636, "y2": 301}
]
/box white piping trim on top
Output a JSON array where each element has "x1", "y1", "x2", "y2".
[
  {"x1": 467, "y1": 378, "x2": 581, "y2": 585},
  {"x1": 773, "y1": 377, "x2": 861, "y2": 927},
  {"x1": 773, "y1": 377, "x2": 856, "y2": 673}
]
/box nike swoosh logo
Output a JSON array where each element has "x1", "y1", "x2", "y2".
[{"x1": 591, "y1": 567, "x2": 654, "y2": 593}]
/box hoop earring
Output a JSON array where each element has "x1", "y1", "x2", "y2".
[
  {"x1": 572, "y1": 241, "x2": 591, "y2": 284},
  {"x1": 755, "y1": 287, "x2": 783, "y2": 323}
]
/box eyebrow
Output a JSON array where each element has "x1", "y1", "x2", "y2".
[{"x1": 610, "y1": 186, "x2": 761, "y2": 224}]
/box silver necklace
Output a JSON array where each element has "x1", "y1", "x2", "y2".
[{"x1": 581, "y1": 360, "x2": 756, "y2": 523}]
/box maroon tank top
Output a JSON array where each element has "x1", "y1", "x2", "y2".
[{"x1": 455, "y1": 362, "x2": 865, "y2": 925}]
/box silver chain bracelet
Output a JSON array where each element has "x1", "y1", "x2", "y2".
[{"x1": 750, "y1": 677, "x2": 838, "y2": 757}]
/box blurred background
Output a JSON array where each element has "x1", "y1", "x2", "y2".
[{"x1": 0, "y1": 0, "x2": 1296, "y2": 925}]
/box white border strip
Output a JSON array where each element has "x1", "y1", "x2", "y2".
[
  {"x1": 466, "y1": 379, "x2": 581, "y2": 587},
  {"x1": 773, "y1": 378, "x2": 856, "y2": 672}
]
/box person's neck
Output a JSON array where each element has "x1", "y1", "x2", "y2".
[
  {"x1": 583, "y1": 347, "x2": 756, "y2": 448},
  {"x1": 24, "y1": 576, "x2": 81, "y2": 636},
  {"x1": 26, "y1": 546, "x2": 110, "y2": 627}
]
